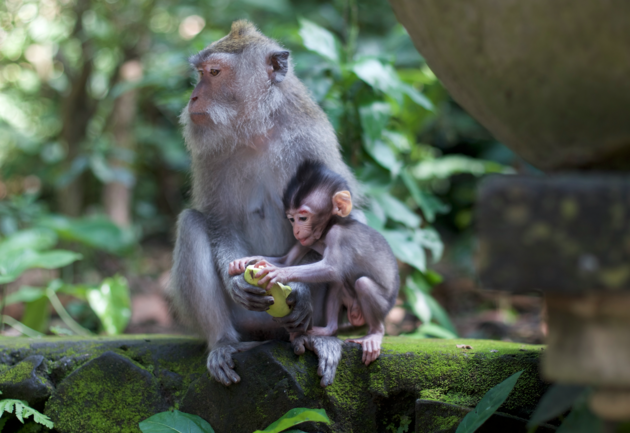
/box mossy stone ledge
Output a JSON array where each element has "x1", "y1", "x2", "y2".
[{"x1": 0, "y1": 335, "x2": 548, "y2": 433}]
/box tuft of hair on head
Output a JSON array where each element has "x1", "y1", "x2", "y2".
[
  {"x1": 210, "y1": 20, "x2": 269, "y2": 54},
  {"x1": 283, "y1": 160, "x2": 351, "y2": 212}
]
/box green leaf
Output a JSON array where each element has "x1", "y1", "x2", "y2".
[
  {"x1": 352, "y1": 58, "x2": 433, "y2": 110},
  {"x1": 380, "y1": 229, "x2": 426, "y2": 271},
  {"x1": 528, "y1": 385, "x2": 587, "y2": 428},
  {"x1": 298, "y1": 19, "x2": 340, "y2": 63},
  {"x1": 0, "y1": 249, "x2": 82, "y2": 284},
  {"x1": 21, "y1": 296, "x2": 50, "y2": 334},
  {"x1": 401, "y1": 170, "x2": 450, "y2": 223},
  {"x1": 87, "y1": 275, "x2": 131, "y2": 335},
  {"x1": 253, "y1": 408, "x2": 331, "y2": 433},
  {"x1": 358, "y1": 102, "x2": 402, "y2": 176},
  {"x1": 0, "y1": 228, "x2": 57, "y2": 256},
  {"x1": 3, "y1": 287, "x2": 46, "y2": 305},
  {"x1": 38, "y1": 215, "x2": 135, "y2": 255},
  {"x1": 352, "y1": 58, "x2": 404, "y2": 104},
  {"x1": 0, "y1": 399, "x2": 53, "y2": 429},
  {"x1": 456, "y1": 371, "x2": 523, "y2": 433},
  {"x1": 425, "y1": 294, "x2": 457, "y2": 336},
  {"x1": 417, "y1": 323, "x2": 457, "y2": 339},
  {"x1": 372, "y1": 192, "x2": 421, "y2": 228},
  {"x1": 414, "y1": 227, "x2": 443, "y2": 262},
  {"x1": 411, "y1": 155, "x2": 510, "y2": 181},
  {"x1": 139, "y1": 410, "x2": 215, "y2": 433},
  {"x1": 404, "y1": 280, "x2": 431, "y2": 323}
]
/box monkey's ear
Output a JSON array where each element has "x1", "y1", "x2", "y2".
[
  {"x1": 332, "y1": 191, "x2": 352, "y2": 218},
  {"x1": 269, "y1": 51, "x2": 290, "y2": 84}
]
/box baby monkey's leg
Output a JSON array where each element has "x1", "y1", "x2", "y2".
[
  {"x1": 344, "y1": 276, "x2": 389, "y2": 366},
  {"x1": 309, "y1": 282, "x2": 343, "y2": 336}
]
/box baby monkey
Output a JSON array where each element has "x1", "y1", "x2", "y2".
[{"x1": 229, "y1": 161, "x2": 400, "y2": 365}]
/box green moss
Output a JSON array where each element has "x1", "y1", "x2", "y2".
[
  {"x1": 434, "y1": 415, "x2": 460, "y2": 430},
  {"x1": 45, "y1": 353, "x2": 166, "y2": 433},
  {"x1": 0, "y1": 359, "x2": 35, "y2": 384}
]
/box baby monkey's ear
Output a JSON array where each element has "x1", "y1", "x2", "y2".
[{"x1": 332, "y1": 190, "x2": 352, "y2": 217}]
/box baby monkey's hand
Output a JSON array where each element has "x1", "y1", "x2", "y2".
[{"x1": 228, "y1": 257, "x2": 262, "y2": 276}]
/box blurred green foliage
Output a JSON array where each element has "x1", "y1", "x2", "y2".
[{"x1": 0, "y1": 0, "x2": 515, "y2": 338}]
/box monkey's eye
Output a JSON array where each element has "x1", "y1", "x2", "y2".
[
  {"x1": 288, "y1": 217, "x2": 294, "y2": 223},
  {"x1": 299, "y1": 216, "x2": 307, "y2": 222},
  {"x1": 210, "y1": 69, "x2": 220, "y2": 76}
]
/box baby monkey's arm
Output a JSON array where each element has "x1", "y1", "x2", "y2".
[{"x1": 228, "y1": 243, "x2": 310, "y2": 276}]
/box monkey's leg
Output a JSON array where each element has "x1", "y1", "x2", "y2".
[
  {"x1": 309, "y1": 282, "x2": 342, "y2": 336},
  {"x1": 344, "y1": 277, "x2": 389, "y2": 366},
  {"x1": 172, "y1": 209, "x2": 245, "y2": 385}
]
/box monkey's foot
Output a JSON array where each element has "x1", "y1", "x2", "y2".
[
  {"x1": 308, "y1": 326, "x2": 337, "y2": 337},
  {"x1": 293, "y1": 334, "x2": 342, "y2": 387},
  {"x1": 345, "y1": 334, "x2": 382, "y2": 366},
  {"x1": 207, "y1": 345, "x2": 241, "y2": 386}
]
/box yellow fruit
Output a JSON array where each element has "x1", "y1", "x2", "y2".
[{"x1": 244, "y1": 265, "x2": 292, "y2": 317}]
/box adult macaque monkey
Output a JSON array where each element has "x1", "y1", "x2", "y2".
[
  {"x1": 171, "y1": 20, "x2": 360, "y2": 387},
  {"x1": 230, "y1": 161, "x2": 400, "y2": 365}
]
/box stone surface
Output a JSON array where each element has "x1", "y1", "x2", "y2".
[
  {"x1": 476, "y1": 174, "x2": 630, "y2": 293},
  {"x1": 0, "y1": 335, "x2": 548, "y2": 433},
  {"x1": 0, "y1": 355, "x2": 54, "y2": 407},
  {"x1": 415, "y1": 399, "x2": 556, "y2": 433},
  {"x1": 389, "y1": 0, "x2": 630, "y2": 171}
]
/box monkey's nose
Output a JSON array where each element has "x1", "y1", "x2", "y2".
[{"x1": 191, "y1": 96, "x2": 198, "y2": 102}]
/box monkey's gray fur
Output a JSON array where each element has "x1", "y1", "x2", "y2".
[{"x1": 170, "y1": 20, "x2": 359, "y2": 387}]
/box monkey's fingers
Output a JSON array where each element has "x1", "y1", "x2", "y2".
[
  {"x1": 292, "y1": 334, "x2": 308, "y2": 355},
  {"x1": 207, "y1": 348, "x2": 241, "y2": 386}
]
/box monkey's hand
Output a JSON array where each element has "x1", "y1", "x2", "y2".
[
  {"x1": 256, "y1": 265, "x2": 292, "y2": 289},
  {"x1": 228, "y1": 256, "x2": 262, "y2": 276},
  {"x1": 274, "y1": 282, "x2": 312, "y2": 333},
  {"x1": 229, "y1": 274, "x2": 274, "y2": 312},
  {"x1": 293, "y1": 334, "x2": 342, "y2": 387}
]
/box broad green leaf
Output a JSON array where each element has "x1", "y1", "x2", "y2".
[
  {"x1": 404, "y1": 280, "x2": 431, "y2": 324},
  {"x1": 401, "y1": 170, "x2": 450, "y2": 223},
  {"x1": 0, "y1": 228, "x2": 57, "y2": 256},
  {"x1": 38, "y1": 215, "x2": 135, "y2": 255},
  {"x1": 4, "y1": 286, "x2": 46, "y2": 305},
  {"x1": 139, "y1": 410, "x2": 215, "y2": 433},
  {"x1": 21, "y1": 296, "x2": 50, "y2": 333},
  {"x1": 412, "y1": 155, "x2": 510, "y2": 181},
  {"x1": 456, "y1": 371, "x2": 523, "y2": 433},
  {"x1": 417, "y1": 323, "x2": 457, "y2": 339},
  {"x1": 399, "y1": 82, "x2": 433, "y2": 110},
  {"x1": 0, "y1": 249, "x2": 82, "y2": 284},
  {"x1": 359, "y1": 103, "x2": 402, "y2": 175},
  {"x1": 528, "y1": 384, "x2": 587, "y2": 428},
  {"x1": 298, "y1": 19, "x2": 340, "y2": 63},
  {"x1": 363, "y1": 210, "x2": 384, "y2": 231},
  {"x1": 425, "y1": 294, "x2": 458, "y2": 336},
  {"x1": 380, "y1": 229, "x2": 426, "y2": 272},
  {"x1": 364, "y1": 140, "x2": 402, "y2": 176},
  {"x1": 414, "y1": 227, "x2": 443, "y2": 262},
  {"x1": 373, "y1": 192, "x2": 421, "y2": 228},
  {"x1": 359, "y1": 102, "x2": 391, "y2": 142},
  {"x1": 352, "y1": 58, "x2": 404, "y2": 105},
  {"x1": 87, "y1": 275, "x2": 131, "y2": 335},
  {"x1": 253, "y1": 408, "x2": 331, "y2": 433}
]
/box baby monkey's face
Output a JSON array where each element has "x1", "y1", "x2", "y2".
[{"x1": 286, "y1": 205, "x2": 325, "y2": 247}]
